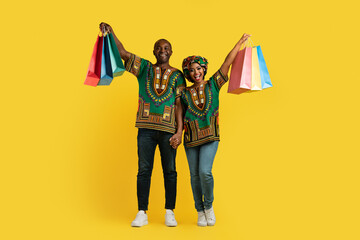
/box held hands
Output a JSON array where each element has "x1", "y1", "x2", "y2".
[
  {"x1": 169, "y1": 132, "x2": 182, "y2": 149},
  {"x1": 99, "y1": 22, "x2": 113, "y2": 34}
]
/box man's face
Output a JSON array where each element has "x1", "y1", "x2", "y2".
[{"x1": 153, "y1": 40, "x2": 172, "y2": 64}]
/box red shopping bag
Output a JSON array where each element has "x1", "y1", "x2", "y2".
[
  {"x1": 228, "y1": 46, "x2": 252, "y2": 94},
  {"x1": 84, "y1": 35, "x2": 103, "y2": 86}
]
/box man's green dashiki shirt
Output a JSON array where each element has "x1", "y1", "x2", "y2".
[{"x1": 125, "y1": 54, "x2": 186, "y2": 134}]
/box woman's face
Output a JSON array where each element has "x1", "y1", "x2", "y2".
[{"x1": 189, "y1": 62, "x2": 204, "y2": 83}]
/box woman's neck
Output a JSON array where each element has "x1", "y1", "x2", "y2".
[{"x1": 192, "y1": 80, "x2": 205, "y2": 88}]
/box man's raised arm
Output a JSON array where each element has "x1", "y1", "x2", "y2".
[{"x1": 100, "y1": 22, "x2": 132, "y2": 62}]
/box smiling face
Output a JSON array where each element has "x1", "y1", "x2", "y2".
[
  {"x1": 189, "y1": 62, "x2": 205, "y2": 83},
  {"x1": 153, "y1": 39, "x2": 172, "y2": 64}
]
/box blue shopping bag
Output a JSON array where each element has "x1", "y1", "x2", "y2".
[
  {"x1": 98, "y1": 34, "x2": 113, "y2": 85},
  {"x1": 256, "y1": 46, "x2": 272, "y2": 89}
]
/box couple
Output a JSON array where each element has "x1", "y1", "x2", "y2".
[{"x1": 99, "y1": 23, "x2": 250, "y2": 227}]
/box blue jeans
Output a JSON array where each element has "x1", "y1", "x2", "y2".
[
  {"x1": 137, "y1": 128, "x2": 177, "y2": 210},
  {"x1": 184, "y1": 141, "x2": 219, "y2": 212}
]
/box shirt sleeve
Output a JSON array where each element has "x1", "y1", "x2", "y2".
[
  {"x1": 209, "y1": 69, "x2": 229, "y2": 92},
  {"x1": 174, "y1": 71, "x2": 187, "y2": 98},
  {"x1": 124, "y1": 53, "x2": 150, "y2": 79}
]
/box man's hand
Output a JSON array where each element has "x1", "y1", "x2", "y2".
[
  {"x1": 99, "y1": 22, "x2": 113, "y2": 34},
  {"x1": 98, "y1": 22, "x2": 131, "y2": 61},
  {"x1": 169, "y1": 132, "x2": 182, "y2": 149}
]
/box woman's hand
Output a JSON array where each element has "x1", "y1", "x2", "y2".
[
  {"x1": 238, "y1": 33, "x2": 252, "y2": 46},
  {"x1": 220, "y1": 33, "x2": 252, "y2": 76}
]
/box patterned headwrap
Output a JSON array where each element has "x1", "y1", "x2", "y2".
[{"x1": 182, "y1": 56, "x2": 209, "y2": 82}]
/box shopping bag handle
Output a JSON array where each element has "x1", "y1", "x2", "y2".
[
  {"x1": 240, "y1": 37, "x2": 254, "y2": 50},
  {"x1": 248, "y1": 38, "x2": 254, "y2": 47}
]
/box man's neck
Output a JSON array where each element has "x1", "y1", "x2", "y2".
[{"x1": 155, "y1": 62, "x2": 171, "y2": 70}]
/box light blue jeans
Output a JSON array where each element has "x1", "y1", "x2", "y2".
[{"x1": 184, "y1": 141, "x2": 219, "y2": 212}]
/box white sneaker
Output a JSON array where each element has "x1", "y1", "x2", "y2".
[
  {"x1": 205, "y1": 207, "x2": 216, "y2": 226},
  {"x1": 131, "y1": 210, "x2": 148, "y2": 227},
  {"x1": 197, "y1": 211, "x2": 207, "y2": 227},
  {"x1": 165, "y1": 209, "x2": 177, "y2": 227}
]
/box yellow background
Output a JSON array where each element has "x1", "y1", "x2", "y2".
[{"x1": 1, "y1": 0, "x2": 359, "y2": 239}]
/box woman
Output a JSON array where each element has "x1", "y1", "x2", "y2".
[{"x1": 178, "y1": 34, "x2": 251, "y2": 226}]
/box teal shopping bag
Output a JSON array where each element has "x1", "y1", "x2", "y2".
[
  {"x1": 98, "y1": 35, "x2": 113, "y2": 85},
  {"x1": 256, "y1": 46, "x2": 272, "y2": 89},
  {"x1": 109, "y1": 33, "x2": 125, "y2": 77}
]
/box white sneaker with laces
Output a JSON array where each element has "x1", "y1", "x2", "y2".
[
  {"x1": 131, "y1": 210, "x2": 148, "y2": 227},
  {"x1": 205, "y1": 207, "x2": 216, "y2": 226},
  {"x1": 197, "y1": 211, "x2": 207, "y2": 227},
  {"x1": 165, "y1": 209, "x2": 177, "y2": 227}
]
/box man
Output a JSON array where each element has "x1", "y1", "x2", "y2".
[{"x1": 99, "y1": 23, "x2": 186, "y2": 227}]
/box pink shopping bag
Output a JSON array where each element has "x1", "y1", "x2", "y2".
[{"x1": 228, "y1": 47, "x2": 252, "y2": 94}]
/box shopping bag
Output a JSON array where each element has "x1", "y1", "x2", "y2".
[
  {"x1": 98, "y1": 34, "x2": 114, "y2": 85},
  {"x1": 251, "y1": 46, "x2": 262, "y2": 90},
  {"x1": 228, "y1": 46, "x2": 252, "y2": 94},
  {"x1": 256, "y1": 46, "x2": 272, "y2": 89},
  {"x1": 84, "y1": 35, "x2": 103, "y2": 86},
  {"x1": 108, "y1": 33, "x2": 125, "y2": 77}
]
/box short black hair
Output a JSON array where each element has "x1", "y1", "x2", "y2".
[{"x1": 154, "y1": 39, "x2": 172, "y2": 50}]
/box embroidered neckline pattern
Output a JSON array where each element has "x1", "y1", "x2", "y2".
[
  {"x1": 145, "y1": 66, "x2": 180, "y2": 107},
  {"x1": 183, "y1": 81, "x2": 213, "y2": 121},
  {"x1": 189, "y1": 83, "x2": 206, "y2": 111},
  {"x1": 153, "y1": 67, "x2": 173, "y2": 97}
]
